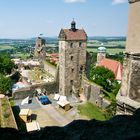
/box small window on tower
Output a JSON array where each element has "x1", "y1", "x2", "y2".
[
  {"x1": 80, "y1": 65, "x2": 83, "y2": 71},
  {"x1": 71, "y1": 68, "x2": 74, "y2": 72},
  {"x1": 79, "y1": 42, "x2": 82, "y2": 47},
  {"x1": 70, "y1": 80, "x2": 73, "y2": 85},
  {"x1": 71, "y1": 56, "x2": 73, "y2": 60},
  {"x1": 70, "y1": 43, "x2": 73, "y2": 48}
]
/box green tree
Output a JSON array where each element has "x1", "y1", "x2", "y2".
[
  {"x1": 90, "y1": 66, "x2": 116, "y2": 92},
  {"x1": 0, "y1": 54, "x2": 15, "y2": 74},
  {"x1": 0, "y1": 74, "x2": 12, "y2": 94}
]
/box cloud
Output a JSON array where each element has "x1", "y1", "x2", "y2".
[
  {"x1": 64, "y1": 0, "x2": 86, "y2": 3},
  {"x1": 112, "y1": 0, "x2": 127, "y2": 5}
]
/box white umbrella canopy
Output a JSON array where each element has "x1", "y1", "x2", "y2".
[{"x1": 21, "y1": 96, "x2": 29, "y2": 105}]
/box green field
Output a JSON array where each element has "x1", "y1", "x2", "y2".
[
  {"x1": 0, "y1": 45, "x2": 14, "y2": 51},
  {"x1": 87, "y1": 48, "x2": 125, "y2": 54}
]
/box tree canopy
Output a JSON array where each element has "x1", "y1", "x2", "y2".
[
  {"x1": 0, "y1": 74, "x2": 12, "y2": 94},
  {"x1": 90, "y1": 66, "x2": 116, "y2": 92},
  {"x1": 0, "y1": 54, "x2": 14, "y2": 94},
  {"x1": 0, "y1": 54, "x2": 15, "y2": 74}
]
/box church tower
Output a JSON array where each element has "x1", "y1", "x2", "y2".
[
  {"x1": 58, "y1": 20, "x2": 87, "y2": 97},
  {"x1": 97, "y1": 46, "x2": 106, "y2": 65}
]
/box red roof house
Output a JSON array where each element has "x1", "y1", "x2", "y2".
[{"x1": 98, "y1": 58, "x2": 123, "y2": 81}]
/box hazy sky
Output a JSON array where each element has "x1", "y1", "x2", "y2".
[{"x1": 0, "y1": 0, "x2": 129, "y2": 39}]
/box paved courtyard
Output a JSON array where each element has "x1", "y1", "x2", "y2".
[
  {"x1": 15, "y1": 97, "x2": 87, "y2": 128},
  {"x1": 14, "y1": 97, "x2": 88, "y2": 129}
]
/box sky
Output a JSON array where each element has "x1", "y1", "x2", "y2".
[{"x1": 0, "y1": 0, "x2": 129, "y2": 39}]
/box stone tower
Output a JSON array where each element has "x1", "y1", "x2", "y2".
[
  {"x1": 58, "y1": 20, "x2": 87, "y2": 97},
  {"x1": 116, "y1": 0, "x2": 140, "y2": 114},
  {"x1": 34, "y1": 37, "x2": 46, "y2": 59},
  {"x1": 97, "y1": 47, "x2": 106, "y2": 65}
]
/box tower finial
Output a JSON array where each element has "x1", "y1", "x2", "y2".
[{"x1": 71, "y1": 19, "x2": 76, "y2": 31}]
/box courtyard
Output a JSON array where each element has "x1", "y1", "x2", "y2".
[{"x1": 13, "y1": 96, "x2": 89, "y2": 130}]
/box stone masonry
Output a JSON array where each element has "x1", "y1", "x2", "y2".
[
  {"x1": 58, "y1": 20, "x2": 87, "y2": 97},
  {"x1": 34, "y1": 37, "x2": 46, "y2": 59},
  {"x1": 116, "y1": 0, "x2": 140, "y2": 114}
]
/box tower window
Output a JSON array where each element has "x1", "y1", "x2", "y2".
[
  {"x1": 79, "y1": 42, "x2": 82, "y2": 47},
  {"x1": 80, "y1": 65, "x2": 83, "y2": 71},
  {"x1": 71, "y1": 56, "x2": 73, "y2": 60},
  {"x1": 70, "y1": 43, "x2": 73, "y2": 48},
  {"x1": 71, "y1": 68, "x2": 74, "y2": 72},
  {"x1": 70, "y1": 90, "x2": 72, "y2": 94},
  {"x1": 70, "y1": 80, "x2": 73, "y2": 85}
]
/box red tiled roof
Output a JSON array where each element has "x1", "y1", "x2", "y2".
[
  {"x1": 98, "y1": 58, "x2": 123, "y2": 80},
  {"x1": 59, "y1": 29, "x2": 87, "y2": 41},
  {"x1": 50, "y1": 53, "x2": 59, "y2": 57},
  {"x1": 46, "y1": 53, "x2": 59, "y2": 57}
]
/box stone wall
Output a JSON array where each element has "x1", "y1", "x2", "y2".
[
  {"x1": 0, "y1": 97, "x2": 18, "y2": 129},
  {"x1": 117, "y1": 54, "x2": 140, "y2": 114},
  {"x1": 116, "y1": 0, "x2": 140, "y2": 115},
  {"x1": 43, "y1": 61, "x2": 57, "y2": 77},
  {"x1": 12, "y1": 87, "x2": 34, "y2": 99},
  {"x1": 59, "y1": 40, "x2": 87, "y2": 97},
  {"x1": 81, "y1": 78, "x2": 110, "y2": 108},
  {"x1": 13, "y1": 82, "x2": 59, "y2": 99}
]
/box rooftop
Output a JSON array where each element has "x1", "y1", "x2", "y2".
[
  {"x1": 98, "y1": 58, "x2": 123, "y2": 80},
  {"x1": 59, "y1": 29, "x2": 87, "y2": 41}
]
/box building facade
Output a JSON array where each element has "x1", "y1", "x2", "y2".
[{"x1": 58, "y1": 20, "x2": 87, "y2": 97}]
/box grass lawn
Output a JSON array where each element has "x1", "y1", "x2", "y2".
[{"x1": 77, "y1": 102, "x2": 106, "y2": 121}]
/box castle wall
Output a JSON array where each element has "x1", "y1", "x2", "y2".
[
  {"x1": 43, "y1": 61, "x2": 57, "y2": 77},
  {"x1": 13, "y1": 82, "x2": 58, "y2": 99},
  {"x1": 81, "y1": 78, "x2": 111, "y2": 108}
]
